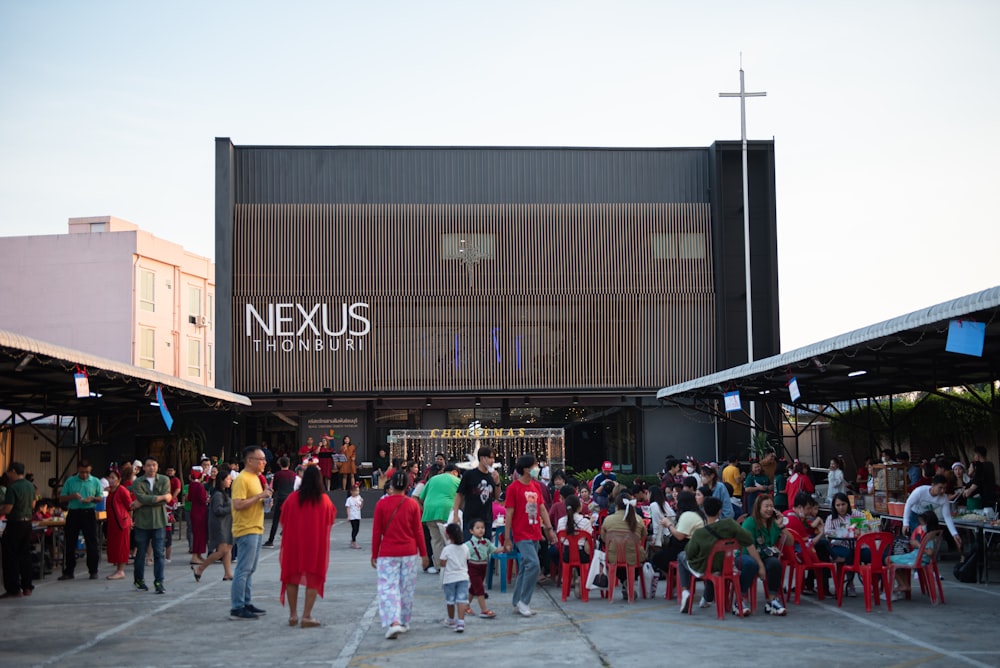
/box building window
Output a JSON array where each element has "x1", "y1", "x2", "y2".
[
  {"x1": 188, "y1": 286, "x2": 202, "y2": 325},
  {"x1": 139, "y1": 270, "x2": 155, "y2": 312},
  {"x1": 207, "y1": 294, "x2": 214, "y2": 329},
  {"x1": 187, "y1": 339, "x2": 201, "y2": 377},
  {"x1": 206, "y1": 343, "x2": 213, "y2": 383},
  {"x1": 651, "y1": 232, "x2": 707, "y2": 260},
  {"x1": 139, "y1": 328, "x2": 155, "y2": 369},
  {"x1": 90, "y1": 222, "x2": 106, "y2": 232}
]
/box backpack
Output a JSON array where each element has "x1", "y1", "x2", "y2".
[{"x1": 953, "y1": 540, "x2": 979, "y2": 583}]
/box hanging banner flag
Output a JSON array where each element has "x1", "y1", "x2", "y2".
[
  {"x1": 723, "y1": 390, "x2": 742, "y2": 412},
  {"x1": 788, "y1": 377, "x2": 801, "y2": 402},
  {"x1": 156, "y1": 386, "x2": 174, "y2": 431},
  {"x1": 945, "y1": 319, "x2": 985, "y2": 357},
  {"x1": 74, "y1": 368, "x2": 90, "y2": 398}
]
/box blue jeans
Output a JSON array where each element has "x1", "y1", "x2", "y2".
[
  {"x1": 231, "y1": 533, "x2": 262, "y2": 611},
  {"x1": 132, "y1": 527, "x2": 165, "y2": 584},
  {"x1": 511, "y1": 540, "x2": 539, "y2": 607}
]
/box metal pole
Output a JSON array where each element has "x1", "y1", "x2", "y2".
[{"x1": 720, "y1": 66, "x2": 766, "y2": 437}]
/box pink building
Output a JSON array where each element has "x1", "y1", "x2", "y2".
[{"x1": 0, "y1": 216, "x2": 216, "y2": 385}]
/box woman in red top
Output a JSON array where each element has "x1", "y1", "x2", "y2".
[
  {"x1": 371, "y1": 471, "x2": 429, "y2": 639},
  {"x1": 316, "y1": 437, "x2": 333, "y2": 491},
  {"x1": 279, "y1": 466, "x2": 336, "y2": 628},
  {"x1": 104, "y1": 468, "x2": 132, "y2": 580}
]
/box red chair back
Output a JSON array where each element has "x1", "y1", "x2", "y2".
[
  {"x1": 703, "y1": 538, "x2": 740, "y2": 575},
  {"x1": 851, "y1": 531, "x2": 894, "y2": 570}
]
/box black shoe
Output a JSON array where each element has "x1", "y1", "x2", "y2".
[
  {"x1": 154, "y1": 582, "x2": 165, "y2": 594},
  {"x1": 89, "y1": 573, "x2": 99, "y2": 580},
  {"x1": 245, "y1": 604, "x2": 266, "y2": 615},
  {"x1": 58, "y1": 573, "x2": 74, "y2": 581},
  {"x1": 262, "y1": 542, "x2": 275, "y2": 549},
  {"x1": 230, "y1": 607, "x2": 258, "y2": 620},
  {"x1": 134, "y1": 580, "x2": 148, "y2": 591}
]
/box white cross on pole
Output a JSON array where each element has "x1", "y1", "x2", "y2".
[{"x1": 720, "y1": 66, "x2": 766, "y2": 435}]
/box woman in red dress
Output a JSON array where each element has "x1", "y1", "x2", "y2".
[
  {"x1": 317, "y1": 437, "x2": 334, "y2": 491},
  {"x1": 187, "y1": 468, "x2": 209, "y2": 564},
  {"x1": 105, "y1": 469, "x2": 132, "y2": 580},
  {"x1": 279, "y1": 466, "x2": 336, "y2": 627}
]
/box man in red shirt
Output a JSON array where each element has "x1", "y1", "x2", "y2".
[{"x1": 503, "y1": 454, "x2": 557, "y2": 617}]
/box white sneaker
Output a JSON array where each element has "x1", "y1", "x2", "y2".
[
  {"x1": 385, "y1": 624, "x2": 403, "y2": 639},
  {"x1": 516, "y1": 602, "x2": 535, "y2": 617},
  {"x1": 845, "y1": 583, "x2": 857, "y2": 598},
  {"x1": 732, "y1": 601, "x2": 751, "y2": 616},
  {"x1": 891, "y1": 591, "x2": 905, "y2": 602},
  {"x1": 398, "y1": 625, "x2": 409, "y2": 633},
  {"x1": 765, "y1": 598, "x2": 786, "y2": 616},
  {"x1": 698, "y1": 596, "x2": 711, "y2": 609},
  {"x1": 442, "y1": 618, "x2": 457, "y2": 628},
  {"x1": 679, "y1": 590, "x2": 692, "y2": 613},
  {"x1": 425, "y1": 567, "x2": 438, "y2": 574}
]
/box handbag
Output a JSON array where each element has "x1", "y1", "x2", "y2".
[{"x1": 586, "y1": 548, "x2": 609, "y2": 589}]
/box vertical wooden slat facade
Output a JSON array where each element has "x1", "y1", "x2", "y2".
[
  {"x1": 232, "y1": 201, "x2": 715, "y2": 395},
  {"x1": 217, "y1": 142, "x2": 780, "y2": 411}
]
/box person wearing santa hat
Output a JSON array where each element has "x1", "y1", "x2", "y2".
[{"x1": 590, "y1": 461, "x2": 617, "y2": 494}]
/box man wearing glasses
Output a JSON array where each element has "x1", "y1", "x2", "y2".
[
  {"x1": 230, "y1": 446, "x2": 273, "y2": 620},
  {"x1": 451, "y1": 446, "x2": 501, "y2": 540}
]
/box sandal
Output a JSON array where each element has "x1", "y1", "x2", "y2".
[
  {"x1": 106, "y1": 573, "x2": 125, "y2": 580},
  {"x1": 288, "y1": 617, "x2": 299, "y2": 627},
  {"x1": 479, "y1": 609, "x2": 496, "y2": 618},
  {"x1": 301, "y1": 618, "x2": 321, "y2": 628},
  {"x1": 190, "y1": 565, "x2": 201, "y2": 582}
]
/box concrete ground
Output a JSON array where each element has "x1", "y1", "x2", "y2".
[{"x1": 5, "y1": 518, "x2": 1000, "y2": 668}]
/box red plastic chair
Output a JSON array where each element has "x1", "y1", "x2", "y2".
[
  {"x1": 606, "y1": 532, "x2": 647, "y2": 603},
  {"x1": 887, "y1": 529, "x2": 945, "y2": 605},
  {"x1": 783, "y1": 533, "x2": 838, "y2": 604},
  {"x1": 557, "y1": 530, "x2": 595, "y2": 602},
  {"x1": 662, "y1": 561, "x2": 678, "y2": 600},
  {"x1": 835, "y1": 531, "x2": 894, "y2": 612},
  {"x1": 679, "y1": 538, "x2": 745, "y2": 619}
]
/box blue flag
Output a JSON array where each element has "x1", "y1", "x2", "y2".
[{"x1": 156, "y1": 386, "x2": 174, "y2": 431}]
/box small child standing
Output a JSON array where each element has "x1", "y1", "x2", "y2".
[
  {"x1": 439, "y1": 523, "x2": 471, "y2": 632},
  {"x1": 345, "y1": 484, "x2": 364, "y2": 549},
  {"x1": 464, "y1": 519, "x2": 497, "y2": 618}
]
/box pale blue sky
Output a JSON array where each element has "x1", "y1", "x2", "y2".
[{"x1": 1, "y1": 1, "x2": 998, "y2": 351}]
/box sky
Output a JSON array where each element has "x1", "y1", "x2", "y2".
[{"x1": 1, "y1": 1, "x2": 998, "y2": 353}]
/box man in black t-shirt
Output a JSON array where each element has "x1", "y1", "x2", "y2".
[{"x1": 451, "y1": 446, "x2": 500, "y2": 540}]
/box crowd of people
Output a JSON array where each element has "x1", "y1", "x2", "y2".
[{"x1": 1, "y1": 441, "x2": 996, "y2": 635}]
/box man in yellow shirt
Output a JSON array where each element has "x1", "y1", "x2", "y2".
[
  {"x1": 722, "y1": 454, "x2": 745, "y2": 502},
  {"x1": 230, "y1": 446, "x2": 272, "y2": 620}
]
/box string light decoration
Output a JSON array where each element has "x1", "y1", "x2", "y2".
[{"x1": 387, "y1": 427, "x2": 565, "y2": 475}]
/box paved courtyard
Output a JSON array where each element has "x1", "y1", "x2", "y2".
[{"x1": 5, "y1": 518, "x2": 1000, "y2": 668}]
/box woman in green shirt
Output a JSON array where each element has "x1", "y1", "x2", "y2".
[{"x1": 741, "y1": 496, "x2": 788, "y2": 615}]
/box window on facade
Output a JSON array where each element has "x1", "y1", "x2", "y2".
[
  {"x1": 90, "y1": 222, "x2": 106, "y2": 232},
  {"x1": 188, "y1": 286, "x2": 202, "y2": 318},
  {"x1": 206, "y1": 343, "x2": 213, "y2": 383},
  {"x1": 651, "y1": 232, "x2": 707, "y2": 260},
  {"x1": 207, "y1": 294, "x2": 214, "y2": 329},
  {"x1": 139, "y1": 270, "x2": 155, "y2": 312},
  {"x1": 187, "y1": 339, "x2": 201, "y2": 377},
  {"x1": 139, "y1": 328, "x2": 155, "y2": 369},
  {"x1": 440, "y1": 233, "x2": 496, "y2": 262}
]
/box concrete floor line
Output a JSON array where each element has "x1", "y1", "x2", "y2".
[
  {"x1": 32, "y1": 583, "x2": 205, "y2": 668},
  {"x1": 331, "y1": 595, "x2": 378, "y2": 668},
  {"x1": 800, "y1": 596, "x2": 991, "y2": 668}
]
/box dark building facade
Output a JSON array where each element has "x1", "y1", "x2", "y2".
[{"x1": 215, "y1": 140, "x2": 779, "y2": 473}]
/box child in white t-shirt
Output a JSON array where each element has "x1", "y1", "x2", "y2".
[
  {"x1": 345, "y1": 484, "x2": 364, "y2": 549},
  {"x1": 439, "y1": 523, "x2": 470, "y2": 633}
]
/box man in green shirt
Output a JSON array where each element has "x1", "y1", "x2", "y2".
[
  {"x1": 418, "y1": 463, "x2": 461, "y2": 572},
  {"x1": 131, "y1": 457, "x2": 173, "y2": 594},
  {"x1": 58, "y1": 459, "x2": 103, "y2": 580},
  {"x1": 1, "y1": 462, "x2": 36, "y2": 598}
]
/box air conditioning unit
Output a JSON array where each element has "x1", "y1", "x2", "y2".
[{"x1": 198, "y1": 316, "x2": 208, "y2": 327}]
